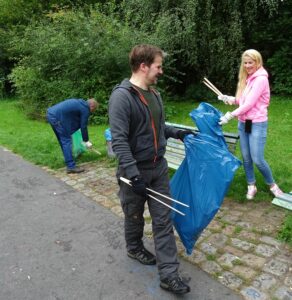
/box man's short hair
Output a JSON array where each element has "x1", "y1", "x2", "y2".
[
  {"x1": 87, "y1": 98, "x2": 99, "y2": 111},
  {"x1": 129, "y1": 44, "x2": 164, "y2": 72}
]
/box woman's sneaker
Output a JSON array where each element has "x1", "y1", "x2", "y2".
[
  {"x1": 246, "y1": 185, "x2": 257, "y2": 200},
  {"x1": 270, "y1": 184, "x2": 283, "y2": 198}
]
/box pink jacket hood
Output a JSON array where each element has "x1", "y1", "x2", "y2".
[{"x1": 232, "y1": 67, "x2": 270, "y2": 123}]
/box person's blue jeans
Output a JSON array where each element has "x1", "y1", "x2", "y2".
[
  {"x1": 47, "y1": 113, "x2": 75, "y2": 169},
  {"x1": 238, "y1": 121, "x2": 274, "y2": 185}
]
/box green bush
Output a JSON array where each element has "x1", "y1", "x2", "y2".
[
  {"x1": 7, "y1": 0, "x2": 291, "y2": 115},
  {"x1": 9, "y1": 6, "x2": 141, "y2": 120},
  {"x1": 0, "y1": 72, "x2": 4, "y2": 98},
  {"x1": 184, "y1": 83, "x2": 216, "y2": 102},
  {"x1": 122, "y1": 0, "x2": 244, "y2": 94},
  {"x1": 268, "y1": 46, "x2": 292, "y2": 96}
]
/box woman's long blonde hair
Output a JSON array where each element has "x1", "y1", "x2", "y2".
[{"x1": 236, "y1": 49, "x2": 263, "y2": 98}]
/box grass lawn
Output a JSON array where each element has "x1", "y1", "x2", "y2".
[
  {"x1": 0, "y1": 97, "x2": 291, "y2": 203},
  {"x1": 0, "y1": 97, "x2": 291, "y2": 244},
  {"x1": 0, "y1": 99, "x2": 109, "y2": 169}
]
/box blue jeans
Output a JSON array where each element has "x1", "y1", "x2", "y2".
[
  {"x1": 238, "y1": 121, "x2": 274, "y2": 185},
  {"x1": 47, "y1": 113, "x2": 75, "y2": 169}
]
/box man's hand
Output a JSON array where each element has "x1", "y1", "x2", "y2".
[
  {"x1": 218, "y1": 95, "x2": 236, "y2": 105},
  {"x1": 84, "y1": 141, "x2": 93, "y2": 148},
  {"x1": 177, "y1": 130, "x2": 196, "y2": 142},
  {"x1": 131, "y1": 176, "x2": 147, "y2": 197},
  {"x1": 219, "y1": 112, "x2": 234, "y2": 125}
]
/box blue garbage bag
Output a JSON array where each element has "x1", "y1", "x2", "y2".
[
  {"x1": 170, "y1": 102, "x2": 241, "y2": 255},
  {"x1": 104, "y1": 128, "x2": 116, "y2": 158},
  {"x1": 104, "y1": 128, "x2": 112, "y2": 141}
]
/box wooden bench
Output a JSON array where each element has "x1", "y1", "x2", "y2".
[{"x1": 165, "y1": 122, "x2": 240, "y2": 170}]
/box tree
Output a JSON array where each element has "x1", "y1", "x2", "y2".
[
  {"x1": 0, "y1": 0, "x2": 111, "y2": 97},
  {"x1": 249, "y1": 0, "x2": 292, "y2": 95},
  {"x1": 121, "y1": 0, "x2": 291, "y2": 97},
  {"x1": 9, "y1": 7, "x2": 143, "y2": 121}
]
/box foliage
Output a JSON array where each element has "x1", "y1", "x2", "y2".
[
  {"x1": 0, "y1": 0, "x2": 42, "y2": 26},
  {"x1": 184, "y1": 83, "x2": 216, "y2": 102},
  {"x1": 0, "y1": 0, "x2": 103, "y2": 26},
  {"x1": 121, "y1": 0, "x2": 290, "y2": 96},
  {"x1": 278, "y1": 214, "x2": 292, "y2": 246},
  {"x1": 250, "y1": 0, "x2": 292, "y2": 95},
  {"x1": 0, "y1": 0, "x2": 110, "y2": 97},
  {"x1": 0, "y1": 24, "x2": 13, "y2": 97},
  {"x1": 268, "y1": 47, "x2": 292, "y2": 95},
  {"x1": 122, "y1": 0, "x2": 244, "y2": 94},
  {"x1": 1, "y1": 0, "x2": 291, "y2": 111},
  {"x1": 9, "y1": 6, "x2": 144, "y2": 120}
]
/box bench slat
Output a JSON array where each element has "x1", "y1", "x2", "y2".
[
  {"x1": 166, "y1": 149, "x2": 186, "y2": 158},
  {"x1": 165, "y1": 155, "x2": 185, "y2": 167}
]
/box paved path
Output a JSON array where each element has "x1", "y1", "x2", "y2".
[
  {"x1": 0, "y1": 147, "x2": 241, "y2": 300},
  {"x1": 48, "y1": 159, "x2": 292, "y2": 300}
]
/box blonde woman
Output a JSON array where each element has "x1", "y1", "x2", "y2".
[{"x1": 218, "y1": 49, "x2": 283, "y2": 200}]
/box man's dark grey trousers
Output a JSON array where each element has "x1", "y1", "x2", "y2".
[{"x1": 117, "y1": 158, "x2": 179, "y2": 281}]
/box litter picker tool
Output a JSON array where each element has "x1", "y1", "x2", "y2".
[
  {"x1": 202, "y1": 77, "x2": 223, "y2": 97},
  {"x1": 89, "y1": 148, "x2": 101, "y2": 155},
  {"x1": 119, "y1": 176, "x2": 188, "y2": 216},
  {"x1": 147, "y1": 194, "x2": 185, "y2": 216}
]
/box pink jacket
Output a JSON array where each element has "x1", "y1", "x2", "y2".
[{"x1": 232, "y1": 67, "x2": 270, "y2": 123}]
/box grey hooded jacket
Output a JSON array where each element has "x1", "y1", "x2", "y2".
[{"x1": 108, "y1": 79, "x2": 181, "y2": 179}]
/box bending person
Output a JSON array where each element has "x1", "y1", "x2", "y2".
[
  {"x1": 47, "y1": 98, "x2": 98, "y2": 173},
  {"x1": 218, "y1": 49, "x2": 283, "y2": 200}
]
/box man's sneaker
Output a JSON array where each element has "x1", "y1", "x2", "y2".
[
  {"x1": 66, "y1": 167, "x2": 85, "y2": 174},
  {"x1": 160, "y1": 276, "x2": 191, "y2": 294},
  {"x1": 127, "y1": 246, "x2": 156, "y2": 265},
  {"x1": 270, "y1": 184, "x2": 283, "y2": 198},
  {"x1": 246, "y1": 185, "x2": 257, "y2": 200}
]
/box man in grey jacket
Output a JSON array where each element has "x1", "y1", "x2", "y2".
[{"x1": 108, "y1": 44, "x2": 194, "y2": 295}]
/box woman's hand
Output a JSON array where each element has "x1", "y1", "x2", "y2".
[{"x1": 218, "y1": 95, "x2": 236, "y2": 105}]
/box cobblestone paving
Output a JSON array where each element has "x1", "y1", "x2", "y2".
[{"x1": 44, "y1": 161, "x2": 292, "y2": 300}]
